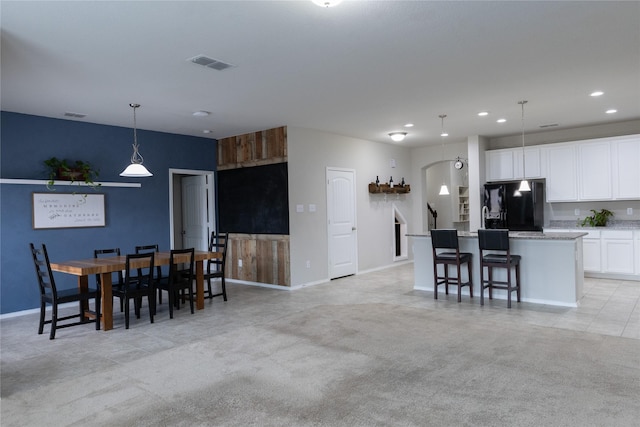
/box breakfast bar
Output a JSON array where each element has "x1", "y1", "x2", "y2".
[{"x1": 409, "y1": 231, "x2": 588, "y2": 307}]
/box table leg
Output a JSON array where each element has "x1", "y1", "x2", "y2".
[
  {"x1": 100, "y1": 273, "x2": 113, "y2": 331},
  {"x1": 77, "y1": 276, "x2": 89, "y2": 322},
  {"x1": 196, "y1": 260, "x2": 204, "y2": 310}
]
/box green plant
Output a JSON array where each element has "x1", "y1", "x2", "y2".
[
  {"x1": 44, "y1": 157, "x2": 100, "y2": 191},
  {"x1": 580, "y1": 209, "x2": 614, "y2": 227}
]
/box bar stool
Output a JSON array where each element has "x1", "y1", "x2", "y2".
[
  {"x1": 430, "y1": 229, "x2": 473, "y2": 302},
  {"x1": 478, "y1": 229, "x2": 521, "y2": 308}
]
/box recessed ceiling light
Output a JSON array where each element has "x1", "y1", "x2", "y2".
[
  {"x1": 404, "y1": 123, "x2": 414, "y2": 128},
  {"x1": 203, "y1": 129, "x2": 212, "y2": 134},
  {"x1": 193, "y1": 110, "x2": 211, "y2": 117},
  {"x1": 478, "y1": 111, "x2": 489, "y2": 116},
  {"x1": 440, "y1": 132, "x2": 449, "y2": 137},
  {"x1": 497, "y1": 118, "x2": 507, "y2": 123},
  {"x1": 606, "y1": 109, "x2": 617, "y2": 114},
  {"x1": 590, "y1": 91, "x2": 604, "y2": 97}
]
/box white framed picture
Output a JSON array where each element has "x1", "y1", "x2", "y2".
[{"x1": 32, "y1": 192, "x2": 106, "y2": 229}]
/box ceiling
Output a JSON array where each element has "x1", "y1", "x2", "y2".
[{"x1": 1, "y1": 1, "x2": 639, "y2": 148}]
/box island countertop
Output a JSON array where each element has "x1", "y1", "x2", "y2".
[{"x1": 407, "y1": 231, "x2": 587, "y2": 240}]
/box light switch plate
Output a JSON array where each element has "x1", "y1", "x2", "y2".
[
  {"x1": 574, "y1": 209, "x2": 580, "y2": 216},
  {"x1": 296, "y1": 204, "x2": 304, "y2": 213},
  {"x1": 627, "y1": 207, "x2": 633, "y2": 215},
  {"x1": 309, "y1": 204, "x2": 316, "y2": 212}
]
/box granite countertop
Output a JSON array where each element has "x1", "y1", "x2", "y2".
[
  {"x1": 408, "y1": 231, "x2": 588, "y2": 240},
  {"x1": 546, "y1": 220, "x2": 640, "y2": 230}
]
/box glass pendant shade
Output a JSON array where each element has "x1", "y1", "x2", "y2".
[
  {"x1": 439, "y1": 184, "x2": 450, "y2": 195},
  {"x1": 120, "y1": 162, "x2": 152, "y2": 177},
  {"x1": 518, "y1": 179, "x2": 531, "y2": 192}
]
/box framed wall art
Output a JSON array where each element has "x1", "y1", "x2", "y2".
[{"x1": 32, "y1": 192, "x2": 106, "y2": 229}]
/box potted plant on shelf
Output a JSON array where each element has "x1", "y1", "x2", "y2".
[
  {"x1": 580, "y1": 209, "x2": 614, "y2": 227},
  {"x1": 44, "y1": 157, "x2": 101, "y2": 191}
]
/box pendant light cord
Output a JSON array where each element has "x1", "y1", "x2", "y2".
[
  {"x1": 130, "y1": 103, "x2": 144, "y2": 165},
  {"x1": 519, "y1": 100, "x2": 528, "y2": 180}
]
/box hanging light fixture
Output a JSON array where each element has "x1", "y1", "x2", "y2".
[
  {"x1": 388, "y1": 132, "x2": 407, "y2": 142},
  {"x1": 120, "y1": 103, "x2": 153, "y2": 177},
  {"x1": 311, "y1": 0, "x2": 343, "y2": 7},
  {"x1": 517, "y1": 100, "x2": 530, "y2": 192},
  {"x1": 438, "y1": 114, "x2": 450, "y2": 195}
]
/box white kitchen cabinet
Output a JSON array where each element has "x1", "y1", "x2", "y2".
[
  {"x1": 545, "y1": 144, "x2": 578, "y2": 202},
  {"x1": 601, "y1": 230, "x2": 635, "y2": 274},
  {"x1": 578, "y1": 141, "x2": 611, "y2": 200},
  {"x1": 636, "y1": 231, "x2": 640, "y2": 274},
  {"x1": 612, "y1": 137, "x2": 640, "y2": 200},
  {"x1": 513, "y1": 147, "x2": 542, "y2": 180},
  {"x1": 486, "y1": 149, "x2": 514, "y2": 181},
  {"x1": 582, "y1": 230, "x2": 602, "y2": 273}
]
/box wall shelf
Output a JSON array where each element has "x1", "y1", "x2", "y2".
[
  {"x1": 368, "y1": 183, "x2": 410, "y2": 194},
  {"x1": 0, "y1": 178, "x2": 141, "y2": 188}
]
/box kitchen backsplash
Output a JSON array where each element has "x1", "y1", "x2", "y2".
[{"x1": 548, "y1": 220, "x2": 640, "y2": 229}]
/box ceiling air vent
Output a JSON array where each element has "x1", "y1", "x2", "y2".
[
  {"x1": 64, "y1": 112, "x2": 87, "y2": 118},
  {"x1": 539, "y1": 123, "x2": 559, "y2": 129},
  {"x1": 187, "y1": 55, "x2": 235, "y2": 71}
]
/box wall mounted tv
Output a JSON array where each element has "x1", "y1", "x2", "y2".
[{"x1": 217, "y1": 162, "x2": 289, "y2": 235}]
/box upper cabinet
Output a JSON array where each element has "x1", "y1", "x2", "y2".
[
  {"x1": 612, "y1": 137, "x2": 640, "y2": 200},
  {"x1": 544, "y1": 144, "x2": 578, "y2": 202},
  {"x1": 578, "y1": 141, "x2": 611, "y2": 200},
  {"x1": 486, "y1": 134, "x2": 639, "y2": 202},
  {"x1": 486, "y1": 147, "x2": 541, "y2": 182}
]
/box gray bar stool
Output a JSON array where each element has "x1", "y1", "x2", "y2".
[
  {"x1": 430, "y1": 229, "x2": 473, "y2": 302},
  {"x1": 478, "y1": 229, "x2": 521, "y2": 308}
]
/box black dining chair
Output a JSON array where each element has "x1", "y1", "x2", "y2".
[
  {"x1": 157, "y1": 248, "x2": 195, "y2": 319},
  {"x1": 204, "y1": 231, "x2": 229, "y2": 301},
  {"x1": 430, "y1": 229, "x2": 473, "y2": 302},
  {"x1": 135, "y1": 244, "x2": 165, "y2": 304},
  {"x1": 94, "y1": 248, "x2": 125, "y2": 312},
  {"x1": 478, "y1": 229, "x2": 521, "y2": 308},
  {"x1": 112, "y1": 252, "x2": 156, "y2": 329},
  {"x1": 30, "y1": 243, "x2": 101, "y2": 339}
]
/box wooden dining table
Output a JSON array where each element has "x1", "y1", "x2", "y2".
[{"x1": 49, "y1": 250, "x2": 222, "y2": 331}]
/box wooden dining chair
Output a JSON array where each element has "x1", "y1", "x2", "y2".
[
  {"x1": 112, "y1": 252, "x2": 156, "y2": 329},
  {"x1": 94, "y1": 248, "x2": 125, "y2": 312},
  {"x1": 157, "y1": 248, "x2": 195, "y2": 319},
  {"x1": 204, "y1": 231, "x2": 228, "y2": 301},
  {"x1": 30, "y1": 243, "x2": 101, "y2": 339}
]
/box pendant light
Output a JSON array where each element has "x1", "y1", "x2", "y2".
[
  {"x1": 120, "y1": 103, "x2": 153, "y2": 177},
  {"x1": 517, "y1": 100, "x2": 530, "y2": 192},
  {"x1": 438, "y1": 114, "x2": 450, "y2": 196}
]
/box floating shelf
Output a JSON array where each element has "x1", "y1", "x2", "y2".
[
  {"x1": 368, "y1": 183, "x2": 410, "y2": 194},
  {"x1": 0, "y1": 178, "x2": 141, "y2": 188}
]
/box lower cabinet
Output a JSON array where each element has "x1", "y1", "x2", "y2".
[
  {"x1": 602, "y1": 230, "x2": 635, "y2": 274},
  {"x1": 582, "y1": 230, "x2": 601, "y2": 273}
]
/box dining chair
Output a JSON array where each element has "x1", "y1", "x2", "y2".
[
  {"x1": 478, "y1": 229, "x2": 521, "y2": 308},
  {"x1": 157, "y1": 248, "x2": 195, "y2": 319},
  {"x1": 430, "y1": 229, "x2": 473, "y2": 302},
  {"x1": 94, "y1": 248, "x2": 125, "y2": 312},
  {"x1": 204, "y1": 231, "x2": 229, "y2": 301},
  {"x1": 30, "y1": 243, "x2": 101, "y2": 339},
  {"x1": 135, "y1": 244, "x2": 165, "y2": 304},
  {"x1": 112, "y1": 252, "x2": 156, "y2": 329}
]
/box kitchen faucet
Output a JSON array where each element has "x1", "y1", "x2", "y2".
[{"x1": 481, "y1": 205, "x2": 489, "y2": 229}]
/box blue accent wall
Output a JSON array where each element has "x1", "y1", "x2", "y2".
[{"x1": 0, "y1": 111, "x2": 217, "y2": 314}]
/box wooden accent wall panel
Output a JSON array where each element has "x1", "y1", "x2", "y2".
[
  {"x1": 227, "y1": 233, "x2": 290, "y2": 287},
  {"x1": 218, "y1": 126, "x2": 287, "y2": 170}
]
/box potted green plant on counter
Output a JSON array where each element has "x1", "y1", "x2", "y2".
[
  {"x1": 580, "y1": 209, "x2": 614, "y2": 227},
  {"x1": 44, "y1": 157, "x2": 101, "y2": 191}
]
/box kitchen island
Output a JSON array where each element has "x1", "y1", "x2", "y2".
[{"x1": 409, "y1": 231, "x2": 587, "y2": 307}]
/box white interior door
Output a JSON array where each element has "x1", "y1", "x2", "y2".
[
  {"x1": 181, "y1": 175, "x2": 209, "y2": 251},
  {"x1": 327, "y1": 167, "x2": 357, "y2": 279}
]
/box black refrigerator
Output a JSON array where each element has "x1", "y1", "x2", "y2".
[{"x1": 483, "y1": 180, "x2": 545, "y2": 231}]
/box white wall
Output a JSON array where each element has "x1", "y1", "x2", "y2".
[{"x1": 287, "y1": 127, "x2": 413, "y2": 287}]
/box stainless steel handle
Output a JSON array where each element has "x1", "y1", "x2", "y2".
[{"x1": 352, "y1": 227, "x2": 357, "y2": 231}]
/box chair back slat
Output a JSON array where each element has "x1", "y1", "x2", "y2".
[
  {"x1": 208, "y1": 232, "x2": 228, "y2": 273},
  {"x1": 30, "y1": 243, "x2": 57, "y2": 296},
  {"x1": 169, "y1": 248, "x2": 195, "y2": 286},
  {"x1": 124, "y1": 252, "x2": 155, "y2": 290},
  {"x1": 94, "y1": 248, "x2": 123, "y2": 287}
]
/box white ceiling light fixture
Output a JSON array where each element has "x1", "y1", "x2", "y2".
[
  {"x1": 606, "y1": 109, "x2": 617, "y2": 114},
  {"x1": 312, "y1": 0, "x2": 343, "y2": 7},
  {"x1": 478, "y1": 111, "x2": 489, "y2": 116},
  {"x1": 497, "y1": 118, "x2": 507, "y2": 123},
  {"x1": 517, "y1": 100, "x2": 531, "y2": 192},
  {"x1": 120, "y1": 103, "x2": 153, "y2": 177},
  {"x1": 389, "y1": 132, "x2": 407, "y2": 142},
  {"x1": 404, "y1": 123, "x2": 414, "y2": 128},
  {"x1": 192, "y1": 110, "x2": 210, "y2": 117},
  {"x1": 438, "y1": 114, "x2": 450, "y2": 196},
  {"x1": 590, "y1": 91, "x2": 604, "y2": 97}
]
